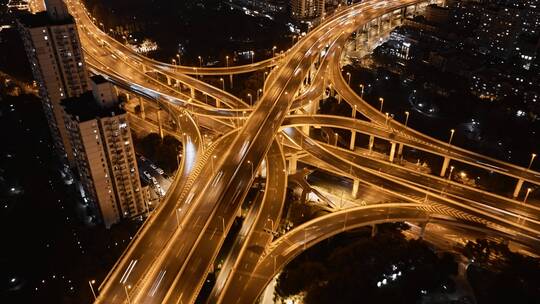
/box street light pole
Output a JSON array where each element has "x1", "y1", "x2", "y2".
[
  {"x1": 448, "y1": 129, "x2": 455, "y2": 146},
  {"x1": 88, "y1": 280, "x2": 97, "y2": 300},
  {"x1": 447, "y1": 166, "x2": 454, "y2": 181},
  {"x1": 272, "y1": 46, "x2": 277, "y2": 57},
  {"x1": 247, "y1": 160, "x2": 254, "y2": 179},
  {"x1": 379, "y1": 97, "x2": 384, "y2": 112},
  {"x1": 247, "y1": 93, "x2": 252, "y2": 106},
  {"x1": 346, "y1": 72, "x2": 351, "y2": 85},
  {"x1": 404, "y1": 111, "x2": 410, "y2": 128},
  {"x1": 198, "y1": 55, "x2": 202, "y2": 68},
  {"x1": 359, "y1": 84, "x2": 364, "y2": 97},
  {"x1": 218, "y1": 215, "x2": 225, "y2": 232},
  {"x1": 176, "y1": 53, "x2": 181, "y2": 65},
  {"x1": 524, "y1": 188, "x2": 532, "y2": 204},
  {"x1": 257, "y1": 88, "x2": 262, "y2": 102},
  {"x1": 175, "y1": 208, "x2": 182, "y2": 227},
  {"x1": 211, "y1": 155, "x2": 217, "y2": 175},
  {"x1": 124, "y1": 285, "x2": 132, "y2": 304},
  {"x1": 528, "y1": 153, "x2": 537, "y2": 170}
]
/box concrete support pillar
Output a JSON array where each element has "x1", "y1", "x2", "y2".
[
  {"x1": 440, "y1": 156, "x2": 451, "y2": 177},
  {"x1": 311, "y1": 99, "x2": 319, "y2": 115},
  {"x1": 352, "y1": 179, "x2": 360, "y2": 198},
  {"x1": 216, "y1": 99, "x2": 221, "y2": 108},
  {"x1": 419, "y1": 222, "x2": 427, "y2": 239},
  {"x1": 350, "y1": 108, "x2": 357, "y2": 150},
  {"x1": 377, "y1": 17, "x2": 381, "y2": 34},
  {"x1": 229, "y1": 74, "x2": 233, "y2": 88},
  {"x1": 397, "y1": 143, "x2": 404, "y2": 158},
  {"x1": 166, "y1": 75, "x2": 172, "y2": 86},
  {"x1": 368, "y1": 135, "x2": 375, "y2": 152},
  {"x1": 389, "y1": 142, "x2": 396, "y2": 163},
  {"x1": 190, "y1": 87, "x2": 195, "y2": 98},
  {"x1": 302, "y1": 125, "x2": 309, "y2": 135},
  {"x1": 288, "y1": 155, "x2": 297, "y2": 174},
  {"x1": 139, "y1": 97, "x2": 145, "y2": 120},
  {"x1": 513, "y1": 179, "x2": 524, "y2": 198},
  {"x1": 321, "y1": 76, "x2": 327, "y2": 101},
  {"x1": 157, "y1": 110, "x2": 164, "y2": 139},
  {"x1": 350, "y1": 131, "x2": 356, "y2": 151}
]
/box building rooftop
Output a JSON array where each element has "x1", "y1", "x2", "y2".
[
  {"x1": 62, "y1": 91, "x2": 125, "y2": 122},
  {"x1": 17, "y1": 11, "x2": 74, "y2": 28}
]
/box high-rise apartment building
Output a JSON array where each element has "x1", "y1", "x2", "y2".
[
  {"x1": 291, "y1": 0, "x2": 325, "y2": 19},
  {"x1": 17, "y1": 0, "x2": 90, "y2": 169},
  {"x1": 62, "y1": 76, "x2": 145, "y2": 228}
]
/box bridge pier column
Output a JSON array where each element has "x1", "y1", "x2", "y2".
[
  {"x1": 389, "y1": 142, "x2": 396, "y2": 163},
  {"x1": 440, "y1": 157, "x2": 450, "y2": 177},
  {"x1": 419, "y1": 221, "x2": 427, "y2": 239},
  {"x1": 513, "y1": 179, "x2": 524, "y2": 198},
  {"x1": 190, "y1": 87, "x2": 195, "y2": 98},
  {"x1": 397, "y1": 143, "x2": 404, "y2": 160},
  {"x1": 166, "y1": 75, "x2": 172, "y2": 86},
  {"x1": 288, "y1": 155, "x2": 298, "y2": 174},
  {"x1": 216, "y1": 99, "x2": 221, "y2": 108},
  {"x1": 350, "y1": 131, "x2": 356, "y2": 151},
  {"x1": 139, "y1": 97, "x2": 145, "y2": 120},
  {"x1": 311, "y1": 99, "x2": 319, "y2": 115},
  {"x1": 302, "y1": 125, "x2": 310, "y2": 135},
  {"x1": 371, "y1": 224, "x2": 377, "y2": 238},
  {"x1": 368, "y1": 135, "x2": 375, "y2": 153},
  {"x1": 352, "y1": 179, "x2": 360, "y2": 198},
  {"x1": 321, "y1": 75, "x2": 327, "y2": 101},
  {"x1": 377, "y1": 17, "x2": 382, "y2": 35},
  {"x1": 157, "y1": 109, "x2": 164, "y2": 139},
  {"x1": 350, "y1": 107, "x2": 357, "y2": 150}
]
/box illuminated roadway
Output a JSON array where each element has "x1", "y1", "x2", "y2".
[{"x1": 28, "y1": 0, "x2": 540, "y2": 303}]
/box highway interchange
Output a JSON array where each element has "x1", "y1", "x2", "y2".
[{"x1": 33, "y1": 0, "x2": 540, "y2": 303}]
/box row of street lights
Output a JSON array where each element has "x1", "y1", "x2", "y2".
[
  {"x1": 88, "y1": 280, "x2": 132, "y2": 303},
  {"x1": 171, "y1": 48, "x2": 265, "y2": 69}
]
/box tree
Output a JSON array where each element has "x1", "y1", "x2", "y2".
[
  {"x1": 463, "y1": 239, "x2": 540, "y2": 304},
  {"x1": 275, "y1": 223, "x2": 458, "y2": 304}
]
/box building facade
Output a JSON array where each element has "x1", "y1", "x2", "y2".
[
  {"x1": 63, "y1": 76, "x2": 145, "y2": 228},
  {"x1": 17, "y1": 0, "x2": 90, "y2": 169},
  {"x1": 291, "y1": 0, "x2": 325, "y2": 19}
]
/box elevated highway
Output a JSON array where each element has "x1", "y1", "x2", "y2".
[{"x1": 40, "y1": 0, "x2": 540, "y2": 302}]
